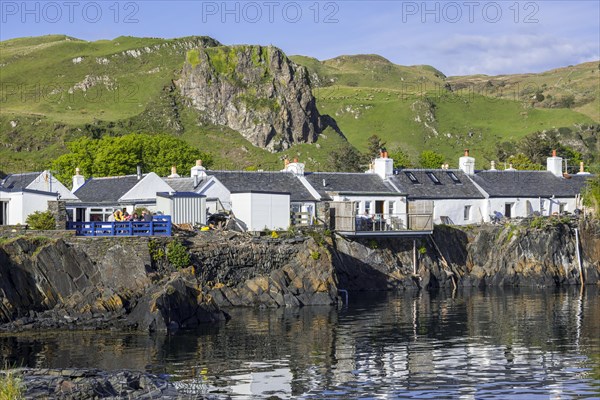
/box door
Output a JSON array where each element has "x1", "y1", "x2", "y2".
[
  {"x1": 0, "y1": 201, "x2": 7, "y2": 225},
  {"x1": 375, "y1": 200, "x2": 384, "y2": 216},
  {"x1": 504, "y1": 203, "x2": 513, "y2": 219},
  {"x1": 76, "y1": 208, "x2": 86, "y2": 222}
]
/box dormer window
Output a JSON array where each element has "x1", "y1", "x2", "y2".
[
  {"x1": 405, "y1": 172, "x2": 419, "y2": 184},
  {"x1": 447, "y1": 171, "x2": 461, "y2": 184},
  {"x1": 426, "y1": 172, "x2": 441, "y2": 185}
]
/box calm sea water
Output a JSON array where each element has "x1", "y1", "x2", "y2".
[{"x1": 1, "y1": 287, "x2": 599, "y2": 399}]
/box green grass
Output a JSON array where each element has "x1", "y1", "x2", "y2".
[
  {"x1": 0, "y1": 35, "x2": 597, "y2": 174},
  {"x1": 0, "y1": 369, "x2": 24, "y2": 400}
]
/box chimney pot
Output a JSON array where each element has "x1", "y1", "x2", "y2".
[
  {"x1": 136, "y1": 165, "x2": 142, "y2": 180},
  {"x1": 293, "y1": 157, "x2": 299, "y2": 163},
  {"x1": 196, "y1": 160, "x2": 202, "y2": 166},
  {"x1": 464, "y1": 149, "x2": 469, "y2": 157},
  {"x1": 75, "y1": 167, "x2": 80, "y2": 175},
  {"x1": 580, "y1": 161, "x2": 584, "y2": 173},
  {"x1": 490, "y1": 161, "x2": 496, "y2": 170},
  {"x1": 552, "y1": 149, "x2": 557, "y2": 157}
]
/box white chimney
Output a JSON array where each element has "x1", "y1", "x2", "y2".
[
  {"x1": 283, "y1": 157, "x2": 305, "y2": 176},
  {"x1": 373, "y1": 150, "x2": 393, "y2": 179},
  {"x1": 546, "y1": 150, "x2": 563, "y2": 177},
  {"x1": 72, "y1": 167, "x2": 85, "y2": 193},
  {"x1": 577, "y1": 161, "x2": 591, "y2": 175},
  {"x1": 490, "y1": 161, "x2": 496, "y2": 171},
  {"x1": 168, "y1": 165, "x2": 180, "y2": 178},
  {"x1": 506, "y1": 163, "x2": 516, "y2": 171},
  {"x1": 190, "y1": 159, "x2": 207, "y2": 179},
  {"x1": 459, "y1": 149, "x2": 475, "y2": 176}
]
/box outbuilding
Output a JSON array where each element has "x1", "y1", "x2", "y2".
[{"x1": 230, "y1": 191, "x2": 291, "y2": 232}]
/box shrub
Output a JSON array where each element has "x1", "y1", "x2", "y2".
[
  {"x1": 310, "y1": 251, "x2": 321, "y2": 260},
  {"x1": 25, "y1": 210, "x2": 55, "y2": 230},
  {"x1": 0, "y1": 369, "x2": 24, "y2": 400},
  {"x1": 166, "y1": 240, "x2": 191, "y2": 269}
]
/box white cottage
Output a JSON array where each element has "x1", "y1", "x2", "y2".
[
  {"x1": 0, "y1": 171, "x2": 77, "y2": 225},
  {"x1": 68, "y1": 170, "x2": 173, "y2": 221},
  {"x1": 470, "y1": 151, "x2": 590, "y2": 221},
  {"x1": 389, "y1": 150, "x2": 486, "y2": 226}
]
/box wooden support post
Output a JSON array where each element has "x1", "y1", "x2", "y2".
[{"x1": 413, "y1": 239, "x2": 417, "y2": 275}]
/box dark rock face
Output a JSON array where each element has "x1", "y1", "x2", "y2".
[
  {"x1": 0, "y1": 222, "x2": 597, "y2": 332},
  {"x1": 5, "y1": 368, "x2": 182, "y2": 399},
  {"x1": 177, "y1": 45, "x2": 322, "y2": 151}
]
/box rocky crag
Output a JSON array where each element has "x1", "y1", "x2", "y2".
[
  {"x1": 0, "y1": 220, "x2": 598, "y2": 332},
  {"x1": 178, "y1": 45, "x2": 323, "y2": 151}
]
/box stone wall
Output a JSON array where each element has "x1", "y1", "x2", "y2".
[{"x1": 47, "y1": 200, "x2": 68, "y2": 230}]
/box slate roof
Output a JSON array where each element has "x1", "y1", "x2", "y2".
[
  {"x1": 207, "y1": 171, "x2": 316, "y2": 202},
  {"x1": 0, "y1": 172, "x2": 40, "y2": 191},
  {"x1": 471, "y1": 171, "x2": 591, "y2": 198},
  {"x1": 162, "y1": 177, "x2": 201, "y2": 192},
  {"x1": 304, "y1": 172, "x2": 398, "y2": 200},
  {"x1": 389, "y1": 169, "x2": 485, "y2": 199},
  {"x1": 73, "y1": 175, "x2": 143, "y2": 203}
]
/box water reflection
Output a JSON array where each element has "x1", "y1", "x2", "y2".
[{"x1": 1, "y1": 287, "x2": 599, "y2": 399}]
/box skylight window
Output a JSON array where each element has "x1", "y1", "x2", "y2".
[
  {"x1": 405, "y1": 172, "x2": 419, "y2": 183},
  {"x1": 426, "y1": 172, "x2": 441, "y2": 184},
  {"x1": 447, "y1": 171, "x2": 461, "y2": 184}
]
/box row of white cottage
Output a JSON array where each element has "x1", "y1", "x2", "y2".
[{"x1": 0, "y1": 151, "x2": 592, "y2": 231}]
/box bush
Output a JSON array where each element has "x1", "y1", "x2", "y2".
[
  {"x1": 25, "y1": 210, "x2": 55, "y2": 230},
  {"x1": 0, "y1": 369, "x2": 24, "y2": 400},
  {"x1": 310, "y1": 251, "x2": 321, "y2": 260},
  {"x1": 166, "y1": 240, "x2": 191, "y2": 269}
]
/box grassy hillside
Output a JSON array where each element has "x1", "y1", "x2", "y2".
[
  {"x1": 293, "y1": 54, "x2": 598, "y2": 166},
  {"x1": 1, "y1": 35, "x2": 597, "y2": 174}
]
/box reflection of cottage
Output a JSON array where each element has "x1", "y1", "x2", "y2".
[
  {"x1": 470, "y1": 151, "x2": 590, "y2": 221},
  {"x1": 0, "y1": 171, "x2": 77, "y2": 225}
]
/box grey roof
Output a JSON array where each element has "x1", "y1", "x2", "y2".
[
  {"x1": 207, "y1": 171, "x2": 316, "y2": 202},
  {"x1": 304, "y1": 172, "x2": 398, "y2": 200},
  {"x1": 162, "y1": 177, "x2": 201, "y2": 192},
  {"x1": 0, "y1": 172, "x2": 39, "y2": 191},
  {"x1": 73, "y1": 175, "x2": 142, "y2": 203},
  {"x1": 390, "y1": 169, "x2": 485, "y2": 199},
  {"x1": 471, "y1": 171, "x2": 591, "y2": 198}
]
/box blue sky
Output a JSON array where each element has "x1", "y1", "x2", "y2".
[{"x1": 1, "y1": 0, "x2": 599, "y2": 76}]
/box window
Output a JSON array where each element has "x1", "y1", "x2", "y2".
[
  {"x1": 559, "y1": 203, "x2": 567, "y2": 213},
  {"x1": 354, "y1": 202, "x2": 360, "y2": 214},
  {"x1": 405, "y1": 172, "x2": 419, "y2": 183},
  {"x1": 464, "y1": 205, "x2": 471, "y2": 221},
  {"x1": 365, "y1": 201, "x2": 372, "y2": 214},
  {"x1": 447, "y1": 171, "x2": 461, "y2": 184},
  {"x1": 388, "y1": 201, "x2": 395, "y2": 215},
  {"x1": 426, "y1": 172, "x2": 441, "y2": 184}
]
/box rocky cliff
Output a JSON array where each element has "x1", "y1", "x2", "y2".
[
  {"x1": 0, "y1": 221, "x2": 598, "y2": 332},
  {"x1": 177, "y1": 45, "x2": 323, "y2": 151}
]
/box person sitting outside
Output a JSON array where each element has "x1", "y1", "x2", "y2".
[{"x1": 142, "y1": 210, "x2": 153, "y2": 222}]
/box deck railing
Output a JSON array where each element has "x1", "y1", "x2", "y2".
[
  {"x1": 332, "y1": 213, "x2": 433, "y2": 233},
  {"x1": 67, "y1": 216, "x2": 172, "y2": 237}
]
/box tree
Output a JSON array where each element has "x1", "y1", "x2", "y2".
[
  {"x1": 52, "y1": 134, "x2": 213, "y2": 186},
  {"x1": 366, "y1": 135, "x2": 386, "y2": 160},
  {"x1": 327, "y1": 144, "x2": 365, "y2": 172},
  {"x1": 506, "y1": 153, "x2": 541, "y2": 170},
  {"x1": 582, "y1": 175, "x2": 600, "y2": 218},
  {"x1": 418, "y1": 150, "x2": 445, "y2": 169},
  {"x1": 388, "y1": 147, "x2": 413, "y2": 169}
]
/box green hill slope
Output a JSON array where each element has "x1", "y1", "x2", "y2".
[{"x1": 1, "y1": 35, "x2": 597, "y2": 175}]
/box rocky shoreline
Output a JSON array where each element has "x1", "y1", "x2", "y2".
[
  {"x1": 0, "y1": 220, "x2": 599, "y2": 335},
  {"x1": 2, "y1": 368, "x2": 191, "y2": 399},
  {"x1": 1, "y1": 220, "x2": 599, "y2": 398}
]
